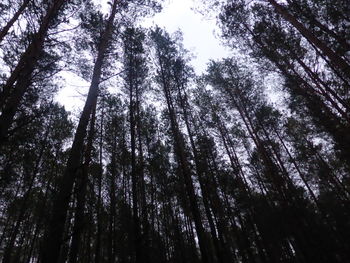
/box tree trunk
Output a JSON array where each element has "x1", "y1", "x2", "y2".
[
  {"x1": 0, "y1": 0, "x2": 31, "y2": 43},
  {"x1": 68, "y1": 105, "x2": 96, "y2": 263},
  {"x1": 157, "y1": 59, "x2": 212, "y2": 263},
  {"x1": 267, "y1": 0, "x2": 350, "y2": 78},
  {"x1": 39, "y1": 1, "x2": 118, "y2": 262},
  {"x1": 2, "y1": 116, "x2": 51, "y2": 263},
  {"x1": 135, "y1": 85, "x2": 151, "y2": 263},
  {"x1": 95, "y1": 99, "x2": 104, "y2": 263},
  {"x1": 0, "y1": 0, "x2": 66, "y2": 143}
]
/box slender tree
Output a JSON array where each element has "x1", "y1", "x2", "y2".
[{"x1": 39, "y1": 1, "x2": 119, "y2": 261}]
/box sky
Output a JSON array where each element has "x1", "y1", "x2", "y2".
[
  {"x1": 56, "y1": 0, "x2": 231, "y2": 113},
  {"x1": 142, "y1": 0, "x2": 231, "y2": 74}
]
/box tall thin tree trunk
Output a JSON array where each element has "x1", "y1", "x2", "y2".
[
  {"x1": 108, "y1": 123, "x2": 117, "y2": 263},
  {"x1": 68, "y1": 105, "x2": 96, "y2": 263},
  {"x1": 2, "y1": 116, "x2": 52, "y2": 263},
  {"x1": 157, "y1": 59, "x2": 212, "y2": 263},
  {"x1": 95, "y1": 100, "x2": 104, "y2": 263},
  {"x1": 135, "y1": 86, "x2": 151, "y2": 263},
  {"x1": 39, "y1": 2, "x2": 118, "y2": 262},
  {"x1": 128, "y1": 68, "x2": 143, "y2": 263}
]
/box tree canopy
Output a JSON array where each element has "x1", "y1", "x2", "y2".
[{"x1": 0, "y1": 0, "x2": 349, "y2": 262}]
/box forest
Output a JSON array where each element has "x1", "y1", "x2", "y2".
[{"x1": 0, "y1": 0, "x2": 349, "y2": 262}]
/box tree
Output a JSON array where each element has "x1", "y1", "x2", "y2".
[
  {"x1": 0, "y1": 0, "x2": 80, "y2": 143},
  {"x1": 151, "y1": 27, "x2": 215, "y2": 263},
  {"x1": 39, "y1": 1, "x2": 120, "y2": 261}
]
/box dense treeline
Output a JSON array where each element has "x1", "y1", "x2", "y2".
[{"x1": 0, "y1": 0, "x2": 349, "y2": 262}]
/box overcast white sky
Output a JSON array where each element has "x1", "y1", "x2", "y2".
[
  {"x1": 56, "y1": 0, "x2": 231, "y2": 113},
  {"x1": 142, "y1": 0, "x2": 231, "y2": 74}
]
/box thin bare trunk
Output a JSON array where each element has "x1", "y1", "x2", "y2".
[{"x1": 39, "y1": 1, "x2": 118, "y2": 262}]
